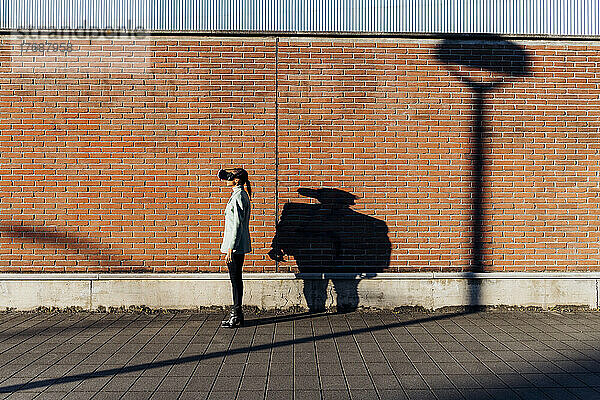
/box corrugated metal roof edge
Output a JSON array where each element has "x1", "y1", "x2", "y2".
[{"x1": 1, "y1": 30, "x2": 600, "y2": 41}]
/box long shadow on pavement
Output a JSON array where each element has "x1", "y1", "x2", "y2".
[{"x1": 0, "y1": 310, "x2": 475, "y2": 393}]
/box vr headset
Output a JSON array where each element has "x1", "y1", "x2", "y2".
[{"x1": 217, "y1": 169, "x2": 236, "y2": 181}]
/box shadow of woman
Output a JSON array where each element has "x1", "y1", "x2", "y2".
[{"x1": 269, "y1": 188, "x2": 391, "y2": 312}]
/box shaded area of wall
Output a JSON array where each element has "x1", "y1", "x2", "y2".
[
  {"x1": 1, "y1": 36, "x2": 600, "y2": 272},
  {"x1": 276, "y1": 38, "x2": 600, "y2": 272}
]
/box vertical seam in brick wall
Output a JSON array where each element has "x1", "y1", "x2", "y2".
[{"x1": 275, "y1": 37, "x2": 280, "y2": 273}]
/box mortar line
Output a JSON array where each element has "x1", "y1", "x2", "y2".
[
  {"x1": 233, "y1": 320, "x2": 258, "y2": 399},
  {"x1": 205, "y1": 320, "x2": 242, "y2": 397},
  {"x1": 179, "y1": 313, "x2": 226, "y2": 394},
  {"x1": 310, "y1": 317, "x2": 324, "y2": 398},
  {"x1": 174, "y1": 313, "x2": 210, "y2": 398},
  {"x1": 342, "y1": 312, "x2": 382, "y2": 400},
  {"x1": 292, "y1": 314, "x2": 296, "y2": 399},
  {"x1": 362, "y1": 312, "x2": 409, "y2": 399},
  {"x1": 326, "y1": 313, "x2": 352, "y2": 400},
  {"x1": 262, "y1": 315, "x2": 277, "y2": 400}
]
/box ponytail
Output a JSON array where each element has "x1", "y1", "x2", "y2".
[
  {"x1": 231, "y1": 168, "x2": 252, "y2": 199},
  {"x1": 245, "y1": 180, "x2": 252, "y2": 199}
]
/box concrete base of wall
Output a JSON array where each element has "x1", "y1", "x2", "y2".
[{"x1": 0, "y1": 272, "x2": 598, "y2": 311}]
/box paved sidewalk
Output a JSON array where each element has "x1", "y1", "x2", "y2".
[{"x1": 0, "y1": 309, "x2": 599, "y2": 400}]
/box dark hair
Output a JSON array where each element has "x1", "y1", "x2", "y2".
[{"x1": 232, "y1": 168, "x2": 252, "y2": 199}]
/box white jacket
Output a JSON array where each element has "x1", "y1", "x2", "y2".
[{"x1": 220, "y1": 185, "x2": 252, "y2": 254}]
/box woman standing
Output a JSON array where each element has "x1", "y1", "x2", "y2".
[{"x1": 218, "y1": 168, "x2": 252, "y2": 328}]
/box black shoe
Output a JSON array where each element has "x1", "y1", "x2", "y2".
[{"x1": 221, "y1": 310, "x2": 244, "y2": 328}]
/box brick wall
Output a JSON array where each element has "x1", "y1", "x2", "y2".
[{"x1": 0, "y1": 36, "x2": 599, "y2": 273}]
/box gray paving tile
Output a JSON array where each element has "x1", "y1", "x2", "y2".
[
  {"x1": 346, "y1": 374, "x2": 374, "y2": 390},
  {"x1": 128, "y1": 376, "x2": 162, "y2": 392},
  {"x1": 404, "y1": 389, "x2": 437, "y2": 400},
  {"x1": 156, "y1": 376, "x2": 188, "y2": 392},
  {"x1": 295, "y1": 375, "x2": 320, "y2": 388},
  {"x1": 483, "y1": 388, "x2": 520, "y2": 400},
  {"x1": 212, "y1": 376, "x2": 241, "y2": 390},
  {"x1": 566, "y1": 387, "x2": 600, "y2": 399},
  {"x1": 90, "y1": 391, "x2": 123, "y2": 400},
  {"x1": 35, "y1": 390, "x2": 73, "y2": 398},
  {"x1": 265, "y1": 390, "x2": 293, "y2": 400},
  {"x1": 267, "y1": 374, "x2": 293, "y2": 390},
  {"x1": 319, "y1": 363, "x2": 344, "y2": 376},
  {"x1": 431, "y1": 389, "x2": 465, "y2": 400},
  {"x1": 119, "y1": 393, "x2": 154, "y2": 400},
  {"x1": 460, "y1": 362, "x2": 493, "y2": 375},
  {"x1": 148, "y1": 391, "x2": 180, "y2": 400},
  {"x1": 178, "y1": 392, "x2": 209, "y2": 400},
  {"x1": 320, "y1": 375, "x2": 347, "y2": 390},
  {"x1": 341, "y1": 363, "x2": 368, "y2": 376},
  {"x1": 539, "y1": 388, "x2": 579, "y2": 400},
  {"x1": 100, "y1": 376, "x2": 136, "y2": 392},
  {"x1": 268, "y1": 362, "x2": 293, "y2": 376},
  {"x1": 459, "y1": 388, "x2": 495, "y2": 400},
  {"x1": 322, "y1": 390, "x2": 351, "y2": 400},
  {"x1": 512, "y1": 387, "x2": 551, "y2": 400},
  {"x1": 244, "y1": 363, "x2": 269, "y2": 376},
  {"x1": 61, "y1": 392, "x2": 97, "y2": 400},
  {"x1": 206, "y1": 391, "x2": 236, "y2": 400},
  {"x1": 167, "y1": 363, "x2": 197, "y2": 377},
  {"x1": 451, "y1": 374, "x2": 483, "y2": 389},
  {"x1": 236, "y1": 391, "x2": 265, "y2": 400},
  {"x1": 471, "y1": 374, "x2": 509, "y2": 389},
  {"x1": 70, "y1": 376, "x2": 112, "y2": 392},
  {"x1": 3, "y1": 393, "x2": 39, "y2": 400},
  {"x1": 413, "y1": 362, "x2": 443, "y2": 375},
  {"x1": 296, "y1": 363, "x2": 319, "y2": 376},
  {"x1": 371, "y1": 374, "x2": 402, "y2": 390},
  {"x1": 294, "y1": 390, "x2": 322, "y2": 400},
  {"x1": 398, "y1": 375, "x2": 428, "y2": 390},
  {"x1": 239, "y1": 375, "x2": 267, "y2": 391},
  {"x1": 571, "y1": 373, "x2": 600, "y2": 387},
  {"x1": 421, "y1": 374, "x2": 455, "y2": 389},
  {"x1": 546, "y1": 373, "x2": 587, "y2": 388}
]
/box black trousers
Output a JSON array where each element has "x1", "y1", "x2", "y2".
[{"x1": 227, "y1": 253, "x2": 245, "y2": 313}]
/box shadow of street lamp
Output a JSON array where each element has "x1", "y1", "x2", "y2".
[{"x1": 436, "y1": 36, "x2": 531, "y2": 272}]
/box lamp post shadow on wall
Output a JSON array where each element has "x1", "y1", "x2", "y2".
[{"x1": 436, "y1": 36, "x2": 531, "y2": 307}]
